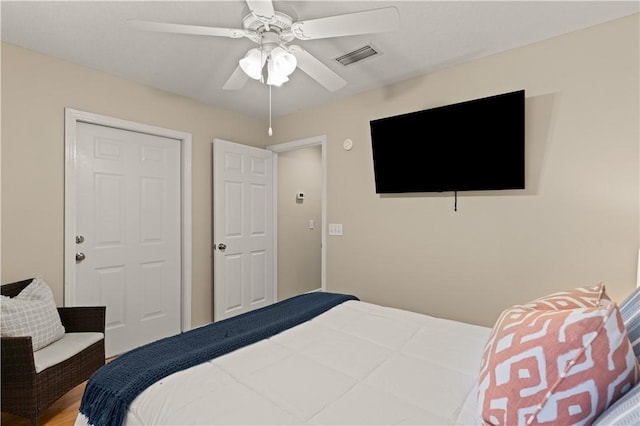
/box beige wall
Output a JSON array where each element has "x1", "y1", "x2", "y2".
[
  {"x1": 271, "y1": 14, "x2": 640, "y2": 326},
  {"x1": 277, "y1": 145, "x2": 322, "y2": 300},
  {"x1": 0, "y1": 42, "x2": 267, "y2": 327},
  {"x1": 2, "y1": 14, "x2": 639, "y2": 329}
]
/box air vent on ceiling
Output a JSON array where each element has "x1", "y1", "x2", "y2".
[{"x1": 335, "y1": 44, "x2": 380, "y2": 67}]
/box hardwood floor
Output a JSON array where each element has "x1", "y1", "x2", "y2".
[{"x1": 1, "y1": 382, "x2": 86, "y2": 426}]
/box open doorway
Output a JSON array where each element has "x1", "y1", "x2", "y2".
[{"x1": 268, "y1": 136, "x2": 326, "y2": 300}]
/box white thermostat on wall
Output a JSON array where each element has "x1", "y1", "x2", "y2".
[
  {"x1": 343, "y1": 138, "x2": 353, "y2": 151},
  {"x1": 296, "y1": 192, "x2": 305, "y2": 201}
]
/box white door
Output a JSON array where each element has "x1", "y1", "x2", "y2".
[
  {"x1": 75, "y1": 122, "x2": 182, "y2": 356},
  {"x1": 213, "y1": 139, "x2": 274, "y2": 321}
]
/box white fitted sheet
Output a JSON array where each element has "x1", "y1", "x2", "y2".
[{"x1": 76, "y1": 300, "x2": 490, "y2": 425}]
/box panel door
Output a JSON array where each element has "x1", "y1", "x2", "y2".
[
  {"x1": 213, "y1": 139, "x2": 274, "y2": 321},
  {"x1": 75, "y1": 122, "x2": 182, "y2": 356}
]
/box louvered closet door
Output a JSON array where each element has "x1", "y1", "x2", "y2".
[{"x1": 75, "y1": 122, "x2": 182, "y2": 357}]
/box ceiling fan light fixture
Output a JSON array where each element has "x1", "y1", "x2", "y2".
[
  {"x1": 270, "y1": 46, "x2": 297, "y2": 76},
  {"x1": 239, "y1": 48, "x2": 266, "y2": 80},
  {"x1": 266, "y1": 58, "x2": 289, "y2": 86}
]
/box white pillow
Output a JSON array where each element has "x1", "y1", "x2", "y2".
[{"x1": 1, "y1": 277, "x2": 66, "y2": 350}]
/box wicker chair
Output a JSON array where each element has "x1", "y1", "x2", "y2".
[{"x1": 1, "y1": 278, "x2": 106, "y2": 425}]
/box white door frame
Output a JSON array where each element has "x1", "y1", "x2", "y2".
[
  {"x1": 64, "y1": 108, "x2": 193, "y2": 330},
  {"x1": 267, "y1": 135, "x2": 327, "y2": 295}
]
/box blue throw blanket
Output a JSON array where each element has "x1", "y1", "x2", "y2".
[{"x1": 80, "y1": 292, "x2": 358, "y2": 426}]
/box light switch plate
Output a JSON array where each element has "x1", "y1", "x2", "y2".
[{"x1": 329, "y1": 224, "x2": 343, "y2": 236}]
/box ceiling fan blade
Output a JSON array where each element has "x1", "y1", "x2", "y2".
[
  {"x1": 223, "y1": 65, "x2": 250, "y2": 90},
  {"x1": 246, "y1": 0, "x2": 276, "y2": 23},
  {"x1": 289, "y1": 45, "x2": 346, "y2": 92},
  {"x1": 128, "y1": 19, "x2": 249, "y2": 39},
  {"x1": 291, "y1": 6, "x2": 399, "y2": 40}
]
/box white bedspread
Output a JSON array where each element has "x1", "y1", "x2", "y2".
[{"x1": 76, "y1": 300, "x2": 489, "y2": 425}]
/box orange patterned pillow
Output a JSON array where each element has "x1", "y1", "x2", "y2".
[
  {"x1": 524, "y1": 283, "x2": 610, "y2": 310},
  {"x1": 478, "y1": 292, "x2": 639, "y2": 425}
]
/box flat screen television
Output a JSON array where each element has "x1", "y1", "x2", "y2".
[{"x1": 370, "y1": 89, "x2": 525, "y2": 194}]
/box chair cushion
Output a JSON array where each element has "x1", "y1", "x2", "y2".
[
  {"x1": 33, "y1": 332, "x2": 104, "y2": 373},
  {"x1": 0, "y1": 277, "x2": 66, "y2": 350}
]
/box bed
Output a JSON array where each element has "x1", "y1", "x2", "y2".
[{"x1": 75, "y1": 286, "x2": 640, "y2": 426}]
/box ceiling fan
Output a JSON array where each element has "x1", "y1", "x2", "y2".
[{"x1": 129, "y1": 0, "x2": 400, "y2": 92}]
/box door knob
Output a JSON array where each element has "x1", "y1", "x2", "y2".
[
  {"x1": 217, "y1": 243, "x2": 226, "y2": 250},
  {"x1": 75, "y1": 252, "x2": 86, "y2": 262}
]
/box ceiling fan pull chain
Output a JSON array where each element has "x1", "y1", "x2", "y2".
[{"x1": 268, "y1": 84, "x2": 273, "y2": 136}]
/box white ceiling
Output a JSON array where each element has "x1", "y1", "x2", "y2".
[{"x1": 2, "y1": 1, "x2": 638, "y2": 118}]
